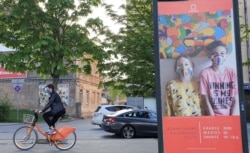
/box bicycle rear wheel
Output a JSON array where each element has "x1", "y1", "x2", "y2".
[
  {"x1": 13, "y1": 126, "x2": 38, "y2": 150},
  {"x1": 54, "y1": 131, "x2": 77, "y2": 150}
]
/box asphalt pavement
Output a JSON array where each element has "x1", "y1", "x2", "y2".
[
  {"x1": 1, "y1": 118, "x2": 250, "y2": 153},
  {"x1": 0, "y1": 118, "x2": 158, "y2": 153}
]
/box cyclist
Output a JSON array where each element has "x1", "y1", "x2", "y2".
[{"x1": 39, "y1": 84, "x2": 66, "y2": 134}]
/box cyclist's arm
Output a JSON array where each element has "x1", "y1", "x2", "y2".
[{"x1": 41, "y1": 93, "x2": 56, "y2": 112}]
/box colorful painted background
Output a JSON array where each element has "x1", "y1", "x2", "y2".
[{"x1": 159, "y1": 10, "x2": 233, "y2": 59}]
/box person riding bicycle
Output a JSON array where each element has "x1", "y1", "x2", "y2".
[{"x1": 39, "y1": 84, "x2": 66, "y2": 135}]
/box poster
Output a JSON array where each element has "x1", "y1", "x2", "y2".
[
  {"x1": 39, "y1": 84, "x2": 70, "y2": 107},
  {"x1": 0, "y1": 68, "x2": 27, "y2": 79},
  {"x1": 154, "y1": 0, "x2": 247, "y2": 152},
  {"x1": 57, "y1": 84, "x2": 70, "y2": 106}
]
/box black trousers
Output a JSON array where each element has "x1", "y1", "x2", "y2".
[{"x1": 43, "y1": 109, "x2": 66, "y2": 128}]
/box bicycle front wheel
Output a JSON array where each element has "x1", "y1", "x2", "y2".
[
  {"x1": 13, "y1": 126, "x2": 38, "y2": 150},
  {"x1": 54, "y1": 131, "x2": 77, "y2": 150}
]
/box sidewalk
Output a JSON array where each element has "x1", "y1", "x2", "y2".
[
  {"x1": 0, "y1": 116, "x2": 77, "y2": 125},
  {"x1": 0, "y1": 123, "x2": 22, "y2": 126},
  {"x1": 1, "y1": 120, "x2": 250, "y2": 153}
]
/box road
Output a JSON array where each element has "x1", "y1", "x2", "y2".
[
  {"x1": 1, "y1": 118, "x2": 250, "y2": 153},
  {"x1": 0, "y1": 118, "x2": 158, "y2": 153}
]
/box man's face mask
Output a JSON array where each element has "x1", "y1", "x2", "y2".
[
  {"x1": 210, "y1": 46, "x2": 227, "y2": 66},
  {"x1": 211, "y1": 54, "x2": 226, "y2": 66}
]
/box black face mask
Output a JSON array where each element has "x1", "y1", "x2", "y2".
[{"x1": 46, "y1": 89, "x2": 51, "y2": 94}]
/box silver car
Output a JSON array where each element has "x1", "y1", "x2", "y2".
[{"x1": 91, "y1": 105, "x2": 135, "y2": 127}]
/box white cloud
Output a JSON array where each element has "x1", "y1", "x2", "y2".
[
  {"x1": 79, "y1": 0, "x2": 125, "y2": 34},
  {"x1": 0, "y1": 44, "x2": 16, "y2": 52}
]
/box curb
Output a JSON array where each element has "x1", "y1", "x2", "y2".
[
  {"x1": 0, "y1": 123, "x2": 22, "y2": 126},
  {"x1": 0, "y1": 117, "x2": 79, "y2": 126}
]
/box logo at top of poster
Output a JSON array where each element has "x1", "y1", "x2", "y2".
[
  {"x1": 158, "y1": 8, "x2": 232, "y2": 59},
  {"x1": 189, "y1": 4, "x2": 198, "y2": 13}
]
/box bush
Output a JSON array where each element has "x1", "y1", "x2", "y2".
[
  {"x1": 0, "y1": 95, "x2": 12, "y2": 122},
  {"x1": 8, "y1": 109, "x2": 43, "y2": 122}
]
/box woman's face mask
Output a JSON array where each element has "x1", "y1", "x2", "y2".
[
  {"x1": 176, "y1": 57, "x2": 193, "y2": 77},
  {"x1": 176, "y1": 66, "x2": 193, "y2": 77}
]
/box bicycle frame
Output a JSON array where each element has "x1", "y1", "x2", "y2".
[
  {"x1": 26, "y1": 112, "x2": 76, "y2": 141},
  {"x1": 13, "y1": 111, "x2": 77, "y2": 151}
]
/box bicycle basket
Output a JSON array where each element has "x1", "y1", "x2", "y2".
[{"x1": 23, "y1": 114, "x2": 34, "y2": 124}]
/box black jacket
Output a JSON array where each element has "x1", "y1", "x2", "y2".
[{"x1": 42, "y1": 91, "x2": 65, "y2": 114}]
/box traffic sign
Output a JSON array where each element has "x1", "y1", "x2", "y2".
[
  {"x1": 14, "y1": 85, "x2": 21, "y2": 92},
  {"x1": 12, "y1": 79, "x2": 25, "y2": 92}
]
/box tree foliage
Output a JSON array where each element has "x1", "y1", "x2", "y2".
[
  {"x1": 0, "y1": 0, "x2": 111, "y2": 88},
  {"x1": 102, "y1": 0, "x2": 155, "y2": 97},
  {"x1": 241, "y1": 23, "x2": 250, "y2": 66}
]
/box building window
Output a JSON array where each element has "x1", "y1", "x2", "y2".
[
  {"x1": 93, "y1": 92, "x2": 96, "y2": 104},
  {"x1": 86, "y1": 90, "x2": 89, "y2": 105},
  {"x1": 79, "y1": 89, "x2": 83, "y2": 103},
  {"x1": 97, "y1": 93, "x2": 100, "y2": 104}
]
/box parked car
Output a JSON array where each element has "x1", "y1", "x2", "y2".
[
  {"x1": 102, "y1": 109, "x2": 157, "y2": 138},
  {"x1": 91, "y1": 105, "x2": 135, "y2": 127}
]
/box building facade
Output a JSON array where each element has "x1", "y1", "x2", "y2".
[
  {"x1": 0, "y1": 0, "x2": 250, "y2": 119},
  {"x1": 0, "y1": 67, "x2": 103, "y2": 119}
]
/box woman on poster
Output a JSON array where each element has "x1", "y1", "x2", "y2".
[
  {"x1": 199, "y1": 40, "x2": 239, "y2": 116},
  {"x1": 165, "y1": 54, "x2": 202, "y2": 116}
]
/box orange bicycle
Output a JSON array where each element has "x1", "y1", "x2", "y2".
[{"x1": 13, "y1": 111, "x2": 77, "y2": 151}]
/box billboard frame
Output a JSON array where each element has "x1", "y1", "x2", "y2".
[{"x1": 153, "y1": 0, "x2": 249, "y2": 152}]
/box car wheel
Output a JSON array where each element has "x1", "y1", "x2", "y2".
[{"x1": 121, "y1": 125, "x2": 135, "y2": 139}]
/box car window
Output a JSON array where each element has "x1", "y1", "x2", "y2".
[
  {"x1": 94, "y1": 106, "x2": 101, "y2": 112},
  {"x1": 106, "y1": 106, "x2": 116, "y2": 112},
  {"x1": 135, "y1": 111, "x2": 150, "y2": 118},
  {"x1": 124, "y1": 112, "x2": 135, "y2": 117},
  {"x1": 106, "y1": 106, "x2": 133, "y2": 112},
  {"x1": 118, "y1": 106, "x2": 132, "y2": 110},
  {"x1": 116, "y1": 106, "x2": 124, "y2": 111},
  {"x1": 123, "y1": 111, "x2": 150, "y2": 118},
  {"x1": 125, "y1": 106, "x2": 134, "y2": 109},
  {"x1": 148, "y1": 112, "x2": 157, "y2": 119}
]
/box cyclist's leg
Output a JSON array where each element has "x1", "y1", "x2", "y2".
[
  {"x1": 51, "y1": 109, "x2": 66, "y2": 128},
  {"x1": 43, "y1": 111, "x2": 54, "y2": 128}
]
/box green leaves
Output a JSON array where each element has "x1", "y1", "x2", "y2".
[
  {"x1": 102, "y1": 0, "x2": 155, "y2": 97},
  {"x1": 0, "y1": 0, "x2": 107, "y2": 87},
  {"x1": 0, "y1": 0, "x2": 156, "y2": 97}
]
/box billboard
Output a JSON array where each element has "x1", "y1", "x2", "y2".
[
  {"x1": 39, "y1": 84, "x2": 70, "y2": 107},
  {"x1": 0, "y1": 68, "x2": 27, "y2": 79},
  {"x1": 153, "y1": 0, "x2": 248, "y2": 152}
]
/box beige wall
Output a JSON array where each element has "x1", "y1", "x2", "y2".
[
  {"x1": 0, "y1": 67, "x2": 103, "y2": 119},
  {"x1": 75, "y1": 72, "x2": 102, "y2": 118}
]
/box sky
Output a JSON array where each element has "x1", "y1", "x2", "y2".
[
  {"x1": 0, "y1": 1, "x2": 125, "y2": 52},
  {"x1": 0, "y1": 44, "x2": 16, "y2": 52},
  {"x1": 85, "y1": 0, "x2": 126, "y2": 34}
]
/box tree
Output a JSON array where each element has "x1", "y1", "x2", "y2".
[
  {"x1": 241, "y1": 23, "x2": 250, "y2": 66},
  {"x1": 102, "y1": 0, "x2": 155, "y2": 97},
  {"x1": 0, "y1": 0, "x2": 111, "y2": 89}
]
